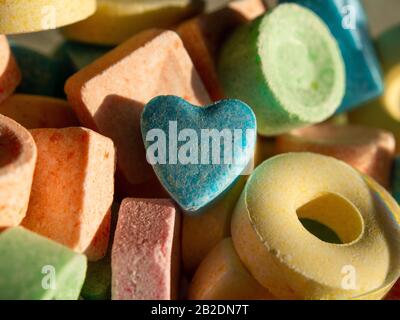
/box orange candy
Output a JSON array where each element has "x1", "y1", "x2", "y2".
[
  {"x1": 276, "y1": 124, "x2": 396, "y2": 188},
  {"x1": 65, "y1": 29, "x2": 210, "y2": 198},
  {"x1": 0, "y1": 94, "x2": 79, "y2": 129},
  {"x1": 22, "y1": 127, "x2": 115, "y2": 261}
]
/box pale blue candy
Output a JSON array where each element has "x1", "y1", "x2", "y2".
[
  {"x1": 141, "y1": 96, "x2": 256, "y2": 213},
  {"x1": 279, "y1": 0, "x2": 384, "y2": 113}
]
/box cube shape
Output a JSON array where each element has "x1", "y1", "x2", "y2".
[
  {"x1": 176, "y1": 0, "x2": 266, "y2": 100},
  {"x1": 279, "y1": 0, "x2": 383, "y2": 113},
  {"x1": 0, "y1": 227, "x2": 87, "y2": 300},
  {"x1": 65, "y1": 30, "x2": 210, "y2": 197},
  {"x1": 112, "y1": 198, "x2": 180, "y2": 300},
  {"x1": 0, "y1": 35, "x2": 21, "y2": 104},
  {"x1": 0, "y1": 94, "x2": 79, "y2": 129},
  {"x1": 0, "y1": 114, "x2": 37, "y2": 228},
  {"x1": 22, "y1": 127, "x2": 115, "y2": 261}
]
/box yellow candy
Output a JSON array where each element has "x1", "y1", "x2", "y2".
[
  {"x1": 231, "y1": 153, "x2": 400, "y2": 299},
  {"x1": 0, "y1": 0, "x2": 96, "y2": 34},
  {"x1": 182, "y1": 177, "x2": 246, "y2": 275},
  {"x1": 61, "y1": 0, "x2": 202, "y2": 45},
  {"x1": 188, "y1": 238, "x2": 275, "y2": 300}
]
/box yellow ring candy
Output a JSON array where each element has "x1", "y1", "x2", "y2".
[
  {"x1": 231, "y1": 153, "x2": 400, "y2": 299},
  {"x1": 0, "y1": 0, "x2": 96, "y2": 34}
]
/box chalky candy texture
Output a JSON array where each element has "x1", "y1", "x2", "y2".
[
  {"x1": 0, "y1": 0, "x2": 96, "y2": 34},
  {"x1": 219, "y1": 4, "x2": 345, "y2": 136},
  {"x1": 62, "y1": 0, "x2": 202, "y2": 45},
  {"x1": 0, "y1": 94, "x2": 79, "y2": 129},
  {"x1": 182, "y1": 176, "x2": 246, "y2": 275},
  {"x1": 22, "y1": 128, "x2": 115, "y2": 261},
  {"x1": 189, "y1": 238, "x2": 274, "y2": 300},
  {"x1": 0, "y1": 114, "x2": 37, "y2": 227},
  {"x1": 176, "y1": 0, "x2": 266, "y2": 100},
  {"x1": 280, "y1": 0, "x2": 383, "y2": 113},
  {"x1": 0, "y1": 227, "x2": 87, "y2": 300},
  {"x1": 112, "y1": 198, "x2": 180, "y2": 300},
  {"x1": 141, "y1": 96, "x2": 256, "y2": 212},
  {"x1": 10, "y1": 44, "x2": 74, "y2": 97},
  {"x1": 232, "y1": 153, "x2": 400, "y2": 299},
  {"x1": 0, "y1": 36, "x2": 21, "y2": 104},
  {"x1": 65, "y1": 30, "x2": 211, "y2": 198},
  {"x1": 276, "y1": 124, "x2": 396, "y2": 188}
]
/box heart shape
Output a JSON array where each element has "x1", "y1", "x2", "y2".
[{"x1": 141, "y1": 95, "x2": 256, "y2": 213}]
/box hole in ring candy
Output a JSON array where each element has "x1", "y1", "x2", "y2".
[
  {"x1": 0, "y1": 114, "x2": 37, "y2": 228},
  {"x1": 231, "y1": 152, "x2": 400, "y2": 299},
  {"x1": 0, "y1": 0, "x2": 96, "y2": 34},
  {"x1": 218, "y1": 4, "x2": 345, "y2": 136}
]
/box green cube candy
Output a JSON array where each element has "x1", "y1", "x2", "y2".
[{"x1": 0, "y1": 227, "x2": 87, "y2": 300}]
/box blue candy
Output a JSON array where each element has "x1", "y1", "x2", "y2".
[
  {"x1": 141, "y1": 96, "x2": 256, "y2": 213},
  {"x1": 279, "y1": 0, "x2": 383, "y2": 113}
]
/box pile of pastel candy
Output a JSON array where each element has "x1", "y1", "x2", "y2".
[{"x1": 2, "y1": 0, "x2": 400, "y2": 300}]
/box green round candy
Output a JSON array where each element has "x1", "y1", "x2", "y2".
[{"x1": 218, "y1": 4, "x2": 345, "y2": 136}]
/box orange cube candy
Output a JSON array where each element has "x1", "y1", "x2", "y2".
[
  {"x1": 0, "y1": 94, "x2": 79, "y2": 129},
  {"x1": 22, "y1": 127, "x2": 115, "y2": 261},
  {"x1": 65, "y1": 29, "x2": 210, "y2": 197}
]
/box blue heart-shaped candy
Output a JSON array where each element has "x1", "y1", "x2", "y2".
[{"x1": 141, "y1": 95, "x2": 256, "y2": 213}]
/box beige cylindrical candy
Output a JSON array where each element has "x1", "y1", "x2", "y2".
[
  {"x1": 276, "y1": 124, "x2": 395, "y2": 188},
  {"x1": 0, "y1": 35, "x2": 21, "y2": 104},
  {"x1": 62, "y1": 0, "x2": 201, "y2": 45},
  {"x1": 0, "y1": 114, "x2": 37, "y2": 228},
  {"x1": 188, "y1": 238, "x2": 275, "y2": 300},
  {"x1": 0, "y1": 0, "x2": 97, "y2": 34},
  {"x1": 22, "y1": 127, "x2": 115, "y2": 261},
  {"x1": 0, "y1": 94, "x2": 79, "y2": 129}
]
